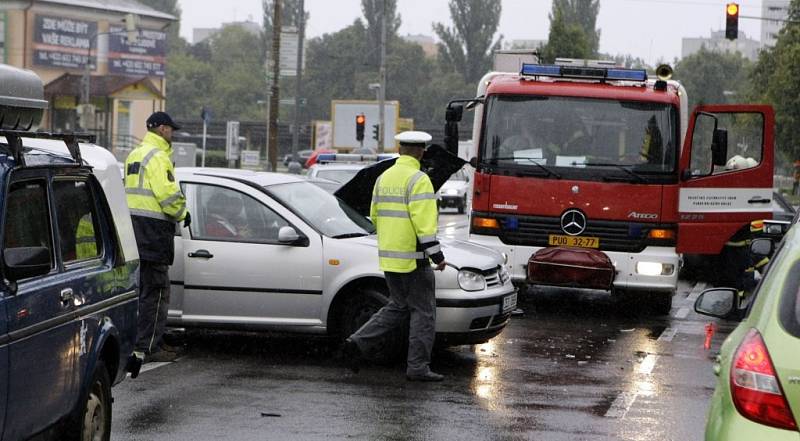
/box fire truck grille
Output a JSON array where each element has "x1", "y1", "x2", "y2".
[{"x1": 498, "y1": 216, "x2": 654, "y2": 253}]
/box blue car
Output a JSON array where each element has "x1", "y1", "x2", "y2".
[{"x1": 0, "y1": 65, "x2": 139, "y2": 440}]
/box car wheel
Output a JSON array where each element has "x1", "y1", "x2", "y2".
[
  {"x1": 67, "y1": 360, "x2": 112, "y2": 441},
  {"x1": 339, "y1": 287, "x2": 407, "y2": 362}
]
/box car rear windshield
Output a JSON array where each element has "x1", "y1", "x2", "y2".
[{"x1": 780, "y1": 259, "x2": 800, "y2": 339}]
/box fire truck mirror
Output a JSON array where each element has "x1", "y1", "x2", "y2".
[
  {"x1": 711, "y1": 128, "x2": 729, "y2": 167},
  {"x1": 446, "y1": 104, "x2": 464, "y2": 122}
]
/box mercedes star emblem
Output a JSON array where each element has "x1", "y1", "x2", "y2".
[{"x1": 560, "y1": 209, "x2": 587, "y2": 236}]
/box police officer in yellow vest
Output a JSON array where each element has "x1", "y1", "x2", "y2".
[
  {"x1": 343, "y1": 131, "x2": 448, "y2": 382},
  {"x1": 125, "y1": 111, "x2": 189, "y2": 362}
]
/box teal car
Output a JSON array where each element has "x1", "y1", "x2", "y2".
[{"x1": 695, "y1": 222, "x2": 800, "y2": 439}]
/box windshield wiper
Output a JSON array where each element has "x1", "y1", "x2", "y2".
[
  {"x1": 487, "y1": 157, "x2": 562, "y2": 179},
  {"x1": 583, "y1": 162, "x2": 646, "y2": 183},
  {"x1": 332, "y1": 232, "x2": 370, "y2": 239}
]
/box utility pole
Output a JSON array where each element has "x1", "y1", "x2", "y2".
[
  {"x1": 288, "y1": 0, "x2": 305, "y2": 174},
  {"x1": 377, "y1": 0, "x2": 387, "y2": 153},
  {"x1": 268, "y1": 0, "x2": 282, "y2": 171}
]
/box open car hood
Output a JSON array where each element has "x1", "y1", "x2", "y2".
[{"x1": 335, "y1": 144, "x2": 467, "y2": 216}]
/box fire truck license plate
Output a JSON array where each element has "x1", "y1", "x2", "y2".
[{"x1": 548, "y1": 235, "x2": 600, "y2": 248}]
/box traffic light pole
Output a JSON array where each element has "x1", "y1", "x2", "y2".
[{"x1": 377, "y1": 0, "x2": 387, "y2": 153}]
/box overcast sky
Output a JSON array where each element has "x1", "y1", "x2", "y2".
[{"x1": 179, "y1": 0, "x2": 768, "y2": 66}]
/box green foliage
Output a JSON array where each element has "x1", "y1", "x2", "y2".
[
  {"x1": 433, "y1": 0, "x2": 503, "y2": 83},
  {"x1": 748, "y1": 0, "x2": 800, "y2": 162},
  {"x1": 674, "y1": 46, "x2": 751, "y2": 108},
  {"x1": 540, "y1": 5, "x2": 591, "y2": 63},
  {"x1": 362, "y1": 0, "x2": 402, "y2": 66},
  {"x1": 166, "y1": 26, "x2": 267, "y2": 121},
  {"x1": 550, "y1": 0, "x2": 600, "y2": 55}
]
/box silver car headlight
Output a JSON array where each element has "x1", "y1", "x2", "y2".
[
  {"x1": 458, "y1": 269, "x2": 486, "y2": 291},
  {"x1": 499, "y1": 265, "x2": 510, "y2": 284},
  {"x1": 445, "y1": 189, "x2": 460, "y2": 195}
]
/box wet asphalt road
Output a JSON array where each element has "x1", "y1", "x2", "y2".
[{"x1": 111, "y1": 212, "x2": 735, "y2": 441}]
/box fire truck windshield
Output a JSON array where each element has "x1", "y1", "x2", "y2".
[{"x1": 481, "y1": 95, "x2": 678, "y2": 176}]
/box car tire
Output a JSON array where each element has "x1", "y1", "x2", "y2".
[
  {"x1": 339, "y1": 287, "x2": 407, "y2": 363},
  {"x1": 66, "y1": 359, "x2": 112, "y2": 441}
]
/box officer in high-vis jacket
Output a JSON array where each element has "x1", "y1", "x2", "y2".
[
  {"x1": 343, "y1": 131, "x2": 448, "y2": 382},
  {"x1": 125, "y1": 111, "x2": 189, "y2": 362}
]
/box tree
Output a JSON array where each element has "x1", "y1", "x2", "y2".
[
  {"x1": 552, "y1": 0, "x2": 600, "y2": 55},
  {"x1": 361, "y1": 0, "x2": 402, "y2": 65},
  {"x1": 674, "y1": 46, "x2": 751, "y2": 108},
  {"x1": 164, "y1": 52, "x2": 214, "y2": 119},
  {"x1": 539, "y1": 5, "x2": 591, "y2": 63},
  {"x1": 433, "y1": 0, "x2": 503, "y2": 83},
  {"x1": 748, "y1": 0, "x2": 800, "y2": 163}
]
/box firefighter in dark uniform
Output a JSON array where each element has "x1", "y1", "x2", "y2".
[{"x1": 125, "y1": 112, "x2": 190, "y2": 362}]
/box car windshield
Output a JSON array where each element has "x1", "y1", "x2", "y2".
[
  {"x1": 481, "y1": 95, "x2": 678, "y2": 174},
  {"x1": 267, "y1": 181, "x2": 375, "y2": 237},
  {"x1": 780, "y1": 258, "x2": 800, "y2": 338},
  {"x1": 315, "y1": 168, "x2": 361, "y2": 184}
]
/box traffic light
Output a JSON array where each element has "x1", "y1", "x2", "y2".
[
  {"x1": 355, "y1": 114, "x2": 365, "y2": 141},
  {"x1": 726, "y1": 3, "x2": 739, "y2": 40},
  {"x1": 372, "y1": 123, "x2": 380, "y2": 142}
]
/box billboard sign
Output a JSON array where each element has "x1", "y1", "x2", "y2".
[
  {"x1": 108, "y1": 26, "x2": 167, "y2": 76},
  {"x1": 33, "y1": 15, "x2": 97, "y2": 70},
  {"x1": 331, "y1": 101, "x2": 399, "y2": 150}
]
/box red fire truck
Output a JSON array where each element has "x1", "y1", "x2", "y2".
[{"x1": 444, "y1": 59, "x2": 774, "y2": 314}]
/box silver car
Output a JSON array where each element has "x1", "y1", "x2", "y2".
[{"x1": 168, "y1": 168, "x2": 516, "y2": 349}]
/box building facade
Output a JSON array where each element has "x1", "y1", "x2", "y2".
[
  {"x1": 762, "y1": 0, "x2": 791, "y2": 47},
  {"x1": 0, "y1": 0, "x2": 175, "y2": 150},
  {"x1": 681, "y1": 30, "x2": 761, "y2": 61}
]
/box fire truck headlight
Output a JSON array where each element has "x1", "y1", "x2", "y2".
[{"x1": 636, "y1": 262, "x2": 675, "y2": 276}]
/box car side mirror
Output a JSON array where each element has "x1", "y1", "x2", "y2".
[
  {"x1": 694, "y1": 288, "x2": 738, "y2": 319},
  {"x1": 711, "y1": 128, "x2": 728, "y2": 167},
  {"x1": 277, "y1": 226, "x2": 308, "y2": 246},
  {"x1": 4, "y1": 246, "x2": 51, "y2": 281}
]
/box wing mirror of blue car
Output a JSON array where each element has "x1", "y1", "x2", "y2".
[
  {"x1": 278, "y1": 226, "x2": 308, "y2": 247},
  {"x1": 694, "y1": 288, "x2": 739, "y2": 320},
  {"x1": 4, "y1": 246, "x2": 51, "y2": 282}
]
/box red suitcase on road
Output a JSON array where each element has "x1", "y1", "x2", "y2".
[{"x1": 527, "y1": 247, "x2": 615, "y2": 290}]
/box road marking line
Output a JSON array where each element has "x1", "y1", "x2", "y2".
[
  {"x1": 657, "y1": 327, "x2": 678, "y2": 342},
  {"x1": 673, "y1": 306, "x2": 690, "y2": 319},
  {"x1": 686, "y1": 282, "x2": 707, "y2": 304},
  {"x1": 605, "y1": 392, "x2": 638, "y2": 419},
  {"x1": 638, "y1": 354, "x2": 659, "y2": 374}
]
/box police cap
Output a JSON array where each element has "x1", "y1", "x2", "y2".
[
  {"x1": 395, "y1": 131, "x2": 432, "y2": 148},
  {"x1": 146, "y1": 111, "x2": 181, "y2": 130}
]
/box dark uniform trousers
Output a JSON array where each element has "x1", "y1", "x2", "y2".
[
  {"x1": 136, "y1": 260, "x2": 171, "y2": 354},
  {"x1": 350, "y1": 263, "x2": 436, "y2": 376}
]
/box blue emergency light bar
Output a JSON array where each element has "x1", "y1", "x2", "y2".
[
  {"x1": 520, "y1": 63, "x2": 648, "y2": 82},
  {"x1": 317, "y1": 153, "x2": 397, "y2": 163}
]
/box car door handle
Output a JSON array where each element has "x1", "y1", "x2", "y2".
[
  {"x1": 60, "y1": 288, "x2": 74, "y2": 306},
  {"x1": 748, "y1": 197, "x2": 771, "y2": 204},
  {"x1": 188, "y1": 249, "x2": 214, "y2": 259}
]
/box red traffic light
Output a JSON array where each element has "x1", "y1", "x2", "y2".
[
  {"x1": 725, "y1": 2, "x2": 739, "y2": 40},
  {"x1": 726, "y1": 2, "x2": 739, "y2": 16},
  {"x1": 356, "y1": 114, "x2": 365, "y2": 125}
]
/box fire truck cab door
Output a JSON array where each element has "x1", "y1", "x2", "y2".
[{"x1": 677, "y1": 105, "x2": 775, "y2": 254}]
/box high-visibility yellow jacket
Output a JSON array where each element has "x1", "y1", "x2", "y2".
[
  {"x1": 371, "y1": 155, "x2": 444, "y2": 273},
  {"x1": 124, "y1": 131, "x2": 187, "y2": 264},
  {"x1": 75, "y1": 214, "x2": 98, "y2": 260}
]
